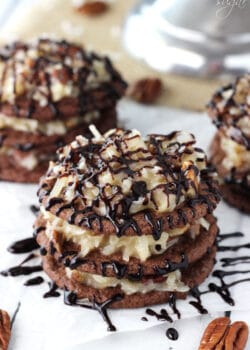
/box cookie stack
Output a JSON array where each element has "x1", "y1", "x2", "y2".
[
  {"x1": 208, "y1": 74, "x2": 250, "y2": 213},
  {"x1": 0, "y1": 38, "x2": 126, "y2": 182},
  {"x1": 35, "y1": 127, "x2": 220, "y2": 308}
]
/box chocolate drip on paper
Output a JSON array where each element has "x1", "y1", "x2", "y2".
[
  {"x1": 8, "y1": 237, "x2": 39, "y2": 254},
  {"x1": 11, "y1": 302, "x2": 21, "y2": 329},
  {"x1": 43, "y1": 282, "x2": 60, "y2": 298},
  {"x1": 24, "y1": 276, "x2": 44, "y2": 286},
  {"x1": 166, "y1": 328, "x2": 179, "y2": 341},
  {"x1": 64, "y1": 290, "x2": 123, "y2": 331}
]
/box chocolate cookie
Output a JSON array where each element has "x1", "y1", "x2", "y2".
[{"x1": 42, "y1": 246, "x2": 216, "y2": 309}]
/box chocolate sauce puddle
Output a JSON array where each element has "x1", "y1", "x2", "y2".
[
  {"x1": 166, "y1": 327, "x2": 179, "y2": 341},
  {"x1": 64, "y1": 290, "x2": 123, "y2": 331}
]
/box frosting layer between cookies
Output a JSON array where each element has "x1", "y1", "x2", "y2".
[
  {"x1": 0, "y1": 111, "x2": 99, "y2": 136},
  {"x1": 41, "y1": 206, "x2": 209, "y2": 261},
  {"x1": 67, "y1": 268, "x2": 189, "y2": 295}
]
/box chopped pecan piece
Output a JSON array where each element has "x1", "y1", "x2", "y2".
[
  {"x1": 126, "y1": 78, "x2": 163, "y2": 104},
  {"x1": 76, "y1": 1, "x2": 109, "y2": 16}
]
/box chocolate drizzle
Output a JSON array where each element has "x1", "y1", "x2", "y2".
[
  {"x1": 1, "y1": 252, "x2": 42, "y2": 277},
  {"x1": 33, "y1": 226, "x2": 45, "y2": 238},
  {"x1": 101, "y1": 261, "x2": 127, "y2": 279},
  {"x1": 193, "y1": 231, "x2": 250, "y2": 308},
  {"x1": 7, "y1": 237, "x2": 39, "y2": 254},
  {"x1": 64, "y1": 290, "x2": 123, "y2": 331},
  {"x1": 68, "y1": 256, "x2": 87, "y2": 269},
  {"x1": 189, "y1": 287, "x2": 208, "y2": 314},
  {"x1": 145, "y1": 231, "x2": 250, "y2": 325},
  {"x1": 29, "y1": 204, "x2": 39, "y2": 216},
  {"x1": 43, "y1": 282, "x2": 60, "y2": 298},
  {"x1": 127, "y1": 265, "x2": 143, "y2": 282},
  {"x1": 217, "y1": 232, "x2": 244, "y2": 242},
  {"x1": 169, "y1": 294, "x2": 181, "y2": 319},
  {"x1": 218, "y1": 243, "x2": 250, "y2": 252},
  {"x1": 24, "y1": 276, "x2": 44, "y2": 286},
  {"x1": 220, "y1": 256, "x2": 250, "y2": 267},
  {"x1": 154, "y1": 254, "x2": 188, "y2": 276},
  {"x1": 146, "y1": 308, "x2": 173, "y2": 323},
  {"x1": 1, "y1": 264, "x2": 42, "y2": 277},
  {"x1": 11, "y1": 302, "x2": 21, "y2": 329}
]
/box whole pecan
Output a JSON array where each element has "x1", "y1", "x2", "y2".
[
  {"x1": 198, "y1": 317, "x2": 249, "y2": 350},
  {"x1": 0, "y1": 309, "x2": 11, "y2": 350},
  {"x1": 76, "y1": 1, "x2": 109, "y2": 16},
  {"x1": 126, "y1": 78, "x2": 163, "y2": 104}
]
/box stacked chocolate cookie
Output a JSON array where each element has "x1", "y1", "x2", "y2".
[
  {"x1": 35, "y1": 127, "x2": 220, "y2": 308},
  {"x1": 208, "y1": 75, "x2": 250, "y2": 213},
  {"x1": 0, "y1": 38, "x2": 126, "y2": 182}
]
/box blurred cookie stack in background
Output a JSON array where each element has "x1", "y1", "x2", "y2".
[
  {"x1": 208, "y1": 75, "x2": 250, "y2": 213},
  {"x1": 0, "y1": 38, "x2": 127, "y2": 182}
]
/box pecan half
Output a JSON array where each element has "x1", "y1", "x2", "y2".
[
  {"x1": 198, "y1": 317, "x2": 249, "y2": 350},
  {"x1": 0, "y1": 309, "x2": 11, "y2": 350},
  {"x1": 76, "y1": 1, "x2": 109, "y2": 16},
  {"x1": 199, "y1": 317, "x2": 231, "y2": 350},
  {"x1": 126, "y1": 78, "x2": 163, "y2": 104},
  {"x1": 225, "y1": 321, "x2": 249, "y2": 350}
]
